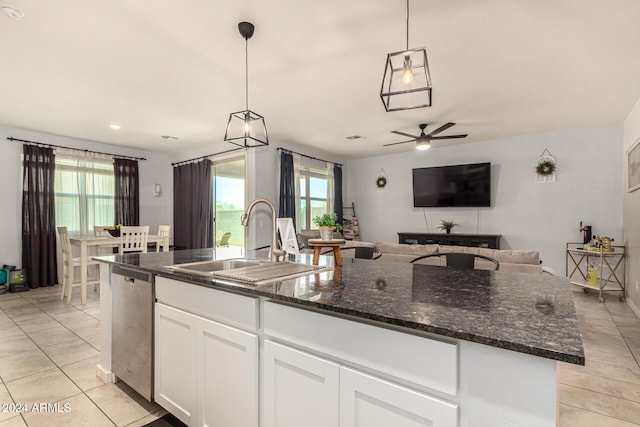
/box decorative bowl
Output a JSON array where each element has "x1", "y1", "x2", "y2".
[{"x1": 107, "y1": 229, "x2": 120, "y2": 237}]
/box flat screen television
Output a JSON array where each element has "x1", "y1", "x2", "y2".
[{"x1": 413, "y1": 162, "x2": 491, "y2": 207}]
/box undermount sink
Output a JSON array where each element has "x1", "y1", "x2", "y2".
[
  {"x1": 164, "y1": 258, "x2": 325, "y2": 285},
  {"x1": 165, "y1": 258, "x2": 262, "y2": 274}
]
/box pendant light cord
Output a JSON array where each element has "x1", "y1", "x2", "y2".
[
  {"x1": 245, "y1": 37, "x2": 249, "y2": 111},
  {"x1": 406, "y1": 0, "x2": 409, "y2": 50}
]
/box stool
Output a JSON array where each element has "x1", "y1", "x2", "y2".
[{"x1": 308, "y1": 239, "x2": 345, "y2": 266}]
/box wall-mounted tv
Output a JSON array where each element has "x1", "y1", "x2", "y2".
[{"x1": 412, "y1": 162, "x2": 491, "y2": 208}]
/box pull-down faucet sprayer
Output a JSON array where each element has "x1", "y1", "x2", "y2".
[{"x1": 241, "y1": 198, "x2": 285, "y2": 262}]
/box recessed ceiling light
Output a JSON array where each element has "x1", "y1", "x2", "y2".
[
  {"x1": 346, "y1": 135, "x2": 365, "y2": 140},
  {"x1": 109, "y1": 124, "x2": 121, "y2": 130},
  {"x1": 1, "y1": 5, "x2": 25, "y2": 20},
  {"x1": 161, "y1": 135, "x2": 179, "y2": 140}
]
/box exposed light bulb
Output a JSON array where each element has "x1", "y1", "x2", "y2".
[
  {"x1": 402, "y1": 55, "x2": 413, "y2": 85},
  {"x1": 243, "y1": 120, "x2": 251, "y2": 135}
]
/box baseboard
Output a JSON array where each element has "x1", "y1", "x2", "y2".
[
  {"x1": 96, "y1": 364, "x2": 116, "y2": 384},
  {"x1": 627, "y1": 297, "x2": 640, "y2": 318}
]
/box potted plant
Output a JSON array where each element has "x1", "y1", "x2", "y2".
[
  {"x1": 313, "y1": 213, "x2": 343, "y2": 240},
  {"x1": 437, "y1": 219, "x2": 459, "y2": 234}
]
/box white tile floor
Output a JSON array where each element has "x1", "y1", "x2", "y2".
[
  {"x1": 0, "y1": 285, "x2": 165, "y2": 427},
  {"x1": 1, "y1": 283, "x2": 639, "y2": 426}
]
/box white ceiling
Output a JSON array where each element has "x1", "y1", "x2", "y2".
[{"x1": 2, "y1": 0, "x2": 640, "y2": 159}]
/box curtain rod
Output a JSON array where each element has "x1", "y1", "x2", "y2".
[
  {"x1": 7, "y1": 137, "x2": 146, "y2": 161},
  {"x1": 171, "y1": 147, "x2": 244, "y2": 167},
  {"x1": 277, "y1": 147, "x2": 342, "y2": 167}
]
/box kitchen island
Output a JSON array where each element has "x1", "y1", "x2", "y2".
[{"x1": 96, "y1": 248, "x2": 584, "y2": 427}]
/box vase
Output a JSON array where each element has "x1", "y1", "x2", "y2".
[
  {"x1": 446, "y1": 229, "x2": 451, "y2": 234},
  {"x1": 319, "y1": 226, "x2": 335, "y2": 240}
]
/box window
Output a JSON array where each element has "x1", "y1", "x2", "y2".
[
  {"x1": 54, "y1": 151, "x2": 115, "y2": 235},
  {"x1": 298, "y1": 165, "x2": 329, "y2": 231}
]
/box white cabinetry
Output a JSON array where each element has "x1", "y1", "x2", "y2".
[
  {"x1": 199, "y1": 318, "x2": 258, "y2": 427},
  {"x1": 155, "y1": 277, "x2": 259, "y2": 427},
  {"x1": 263, "y1": 340, "x2": 339, "y2": 427},
  {"x1": 263, "y1": 340, "x2": 457, "y2": 427},
  {"x1": 155, "y1": 303, "x2": 197, "y2": 425},
  {"x1": 340, "y1": 366, "x2": 458, "y2": 427}
]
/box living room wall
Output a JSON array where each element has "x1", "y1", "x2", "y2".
[
  {"x1": 346, "y1": 124, "x2": 623, "y2": 275},
  {"x1": 624, "y1": 98, "x2": 640, "y2": 314},
  {"x1": 0, "y1": 126, "x2": 172, "y2": 270}
]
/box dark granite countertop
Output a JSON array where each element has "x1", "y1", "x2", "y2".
[{"x1": 96, "y1": 248, "x2": 585, "y2": 365}]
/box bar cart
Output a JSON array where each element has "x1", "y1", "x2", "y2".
[{"x1": 565, "y1": 242, "x2": 626, "y2": 302}]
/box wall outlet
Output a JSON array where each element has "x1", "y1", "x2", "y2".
[{"x1": 636, "y1": 280, "x2": 638, "y2": 291}]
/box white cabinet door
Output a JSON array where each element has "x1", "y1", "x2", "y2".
[
  {"x1": 340, "y1": 366, "x2": 458, "y2": 427},
  {"x1": 155, "y1": 303, "x2": 198, "y2": 426},
  {"x1": 198, "y1": 317, "x2": 258, "y2": 427},
  {"x1": 263, "y1": 340, "x2": 339, "y2": 427}
]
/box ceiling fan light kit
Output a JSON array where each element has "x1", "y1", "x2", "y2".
[
  {"x1": 224, "y1": 21, "x2": 269, "y2": 148},
  {"x1": 380, "y1": 0, "x2": 433, "y2": 112},
  {"x1": 384, "y1": 122, "x2": 468, "y2": 150}
]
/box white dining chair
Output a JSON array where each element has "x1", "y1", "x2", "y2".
[
  {"x1": 93, "y1": 226, "x2": 110, "y2": 237},
  {"x1": 57, "y1": 226, "x2": 100, "y2": 304},
  {"x1": 120, "y1": 226, "x2": 150, "y2": 254},
  {"x1": 156, "y1": 225, "x2": 171, "y2": 252}
]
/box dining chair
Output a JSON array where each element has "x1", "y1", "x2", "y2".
[
  {"x1": 57, "y1": 226, "x2": 100, "y2": 304},
  {"x1": 120, "y1": 226, "x2": 150, "y2": 254},
  {"x1": 410, "y1": 252, "x2": 500, "y2": 270},
  {"x1": 93, "y1": 226, "x2": 110, "y2": 237},
  {"x1": 156, "y1": 225, "x2": 171, "y2": 252}
]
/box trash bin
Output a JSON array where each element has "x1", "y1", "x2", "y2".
[
  {"x1": 7, "y1": 268, "x2": 28, "y2": 293},
  {"x1": 0, "y1": 269, "x2": 7, "y2": 295}
]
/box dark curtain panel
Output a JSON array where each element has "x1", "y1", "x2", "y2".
[
  {"x1": 278, "y1": 151, "x2": 296, "y2": 230},
  {"x1": 334, "y1": 164, "x2": 343, "y2": 226},
  {"x1": 114, "y1": 158, "x2": 139, "y2": 225},
  {"x1": 173, "y1": 160, "x2": 213, "y2": 249},
  {"x1": 22, "y1": 145, "x2": 58, "y2": 288}
]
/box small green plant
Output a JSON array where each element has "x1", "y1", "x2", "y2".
[
  {"x1": 312, "y1": 213, "x2": 343, "y2": 233},
  {"x1": 437, "y1": 219, "x2": 459, "y2": 234}
]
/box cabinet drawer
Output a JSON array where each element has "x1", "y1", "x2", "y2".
[
  {"x1": 340, "y1": 366, "x2": 458, "y2": 427},
  {"x1": 156, "y1": 276, "x2": 258, "y2": 331},
  {"x1": 263, "y1": 301, "x2": 457, "y2": 396}
]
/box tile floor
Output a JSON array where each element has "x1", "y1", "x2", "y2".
[
  {"x1": 1, "y1": 283, "x2": 640, "y2": 425},
  {"x1": 559, "y1": 289, "x2": 640, "y2": 426},
  {"x1": 0, "y1": 285, "x2": 165, "y2": 427}
]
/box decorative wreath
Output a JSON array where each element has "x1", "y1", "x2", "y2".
[
  {"x1": 536, "y1": 159, "x2": 556, "y2": 176},
  {"x1": 376, "y1": 176, "x2": 387, "y2": 188}
]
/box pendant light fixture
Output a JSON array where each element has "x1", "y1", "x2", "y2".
[
  {"x1": 224, "y1": 21, "x2": 269, "y2": 148},
  {"x1": 380, "y1": 0, "x2": 432, "y2": 112}
]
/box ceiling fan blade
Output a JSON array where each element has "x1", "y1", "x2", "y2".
[
  {"x1": 429, "y1": 134, "x2": 468, "y2": 140},
  {"x1": 391, "y1": 130, "x2": 418, "y2": 139},
  {"x1": 383, "y1": 139, "x2": 414, "y2": 147},
  {"x1": 427, "y1": 122, "x2": 456, "y2": 137}
]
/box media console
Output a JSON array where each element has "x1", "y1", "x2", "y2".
[{"x1": 398, "y1": 232, "x2": 502, "y2": 249}]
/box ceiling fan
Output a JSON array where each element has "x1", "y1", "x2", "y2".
[{"x1": 384, "y1": 123, "x2": 468, "y2": 150}]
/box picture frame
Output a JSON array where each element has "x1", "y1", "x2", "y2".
[{"x1": 628, "y1": 137, "x2": 640, "y2": 192}]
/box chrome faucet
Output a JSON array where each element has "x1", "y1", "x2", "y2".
[{"x1": 241, "y1": 198, "x2": 285, "y2": 262}]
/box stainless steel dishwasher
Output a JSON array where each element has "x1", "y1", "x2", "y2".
[{"x1": 111, "y1": 265, "x2": 154, "y2": 401}]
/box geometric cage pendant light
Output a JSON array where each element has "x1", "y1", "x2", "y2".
[
  {"x1": 224, "y1": 21, "x2": 269, "y2": 148},
  {"x1": 380, "y1": 0, "x2": 433, "y2": 112}
]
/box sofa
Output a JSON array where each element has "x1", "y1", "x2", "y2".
[
  {"x1": 298, "y1": 233, "x2": 550, "y2": 274},
  {"x1": 373, "y1": 243, "x2": 547, "y2": 274}
]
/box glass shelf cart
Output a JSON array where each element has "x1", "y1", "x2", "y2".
[{"x1": 565, "y1": 242, "x2": 626, "y2": 302}]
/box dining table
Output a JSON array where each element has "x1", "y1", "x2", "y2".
[{"x1": 69, "y1": 234, "x2": 169, "y2": 304}]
